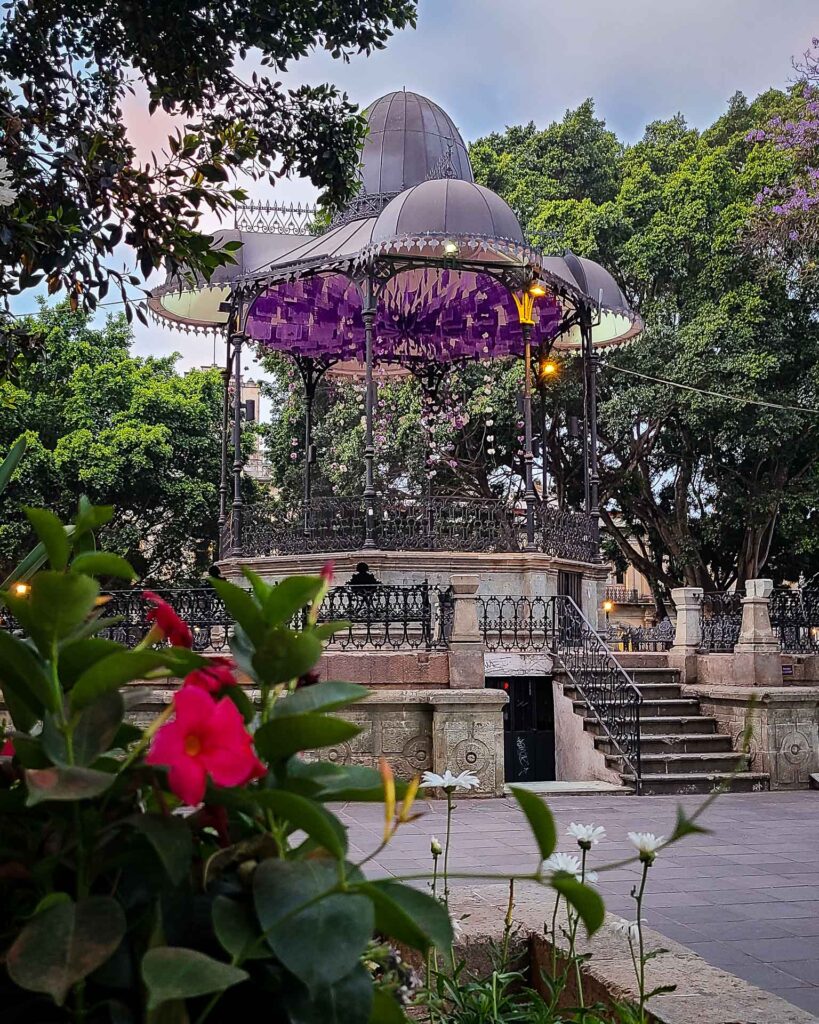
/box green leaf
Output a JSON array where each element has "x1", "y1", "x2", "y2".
[
  {"x1": 273, "y1": 681, "x2": 369, "y2": 718},
  {"x1": 370, "y1": 988, "x2": 408, "y2": 1024},
  {"x1": 252, "y1": 627, "x2": 323, "y2": 687},
  {"x1": 284, "y1": 963, "x2": 374, "y2": 1024},
  {"x1": 313, "y1": 621, "x2": 351, "y2": 640},
  {"x1": 142, "y1": 947, "x2": 248, "y2": 1012},
  {"x1": 551, "y1": 873, "x2": 605, "y2": 935},
  {"x1": 3, "y1": 571, "x2": 100, "y2": 654},
  {"x1": 212, "y1": 896, "x2": 268, "y2": 961},
  {"x1": 246, "y1": 790, "x2": 347, "y2": 857},
  {"x1": 223, "y1": 684, "x2": 254, "y2": 722},
  {"x1": 361, "y1": 881, "x2": 453, "y2": 953},
  {"x1": 25, "y1": 765, "x2": 115, "y2": 804},
  {"x1": 509, "y1": 786, "x2": 557, "y2": 860},
  {"x1": 669, "y1": 806, "x2": 710, "y2": 843},
  {"x1": 43, "y1": 691, "x2": 124, "y2": 766},
  {"x1": 71, "y1": 650, "x2": 171, "y2": 710},
  {"x1": 126, "y1": 814, "x2": 193, "y2": 885},
  {"x1": 240, "y1": 567, "x2": 272, "y2": 605},
  {"x1": 58, "y1": 636, "x2": 122, "y2": 689},
  {"x1": 71, "y1": 552, "x2": 136, "y2": 581},
  {"x1": 6, "y1": 896, "x2": 126, "y2": 1005},
  {"x1": 74, "y1": 496, "x2": 114, "y2": 536},
  {"x1": 209, "y1": 577, "x2": 265, "y2": 644},
  {"x1": 255, "y1": 714, "x2": 360, "y2": 762},
  {"x1": 253, "y1": 859, "x2": 372, "y2": 991},
  {"x1": 0, "y1": 628, "x2": 56, "y2": 716},
  {"x1": 0, "y1": 435, "x2": 26, "y2": 494},
  {"x1": 23, "y1": 507, "x2": 71, "y2": 571},
  {"x1": 263, "y1": 576, "x2": 323, "y2": 626},
  {"x1": 288, "y1": 761, "x2": 405, "y2": 802}
]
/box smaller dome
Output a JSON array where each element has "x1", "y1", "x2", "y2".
[{"x1": 372, "y1": 179, "x2": 524, "y2": 244}]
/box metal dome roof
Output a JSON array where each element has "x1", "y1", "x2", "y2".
[
  {"x1": 371, "y1": 178, "x2": 524, "y2": 244},
  {"x1": 359, "y1": 90, "x2": 473, "y2": 195}
]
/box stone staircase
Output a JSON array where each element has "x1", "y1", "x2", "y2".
[{"x1": 564, "y1": 656, "x2": 770, "y2": 795}]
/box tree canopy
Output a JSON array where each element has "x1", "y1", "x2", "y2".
[
  {"x1": 0, "y1": 0, "x2": 416, "y2": 343},
  {"x1": 0, "y1": 303, "x2": 236, "y2": 583}
]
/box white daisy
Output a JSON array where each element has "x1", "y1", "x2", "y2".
[
  {"x1": 627, "y1": 831, "x2": 664, "y2": 862},
  {"x1": 430, "y1": 835, "x2": 442, "y2": 856},
  {"x1": 567, "y1": 822, "x2": 606, "y2": 848},
  {"x1": 611, "y1": 918, "x2": 645, "y2": 943},
  {"x1": 544, "y1": 851, "x2": 598, "y2": 883},
  {"x1": 420, "y1": 769, "x2": 480, "y2": 792}
]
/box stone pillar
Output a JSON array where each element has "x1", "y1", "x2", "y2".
[
  {"x1": 430, "y1": 689, "x2": 507, "y2": 796},
  {"x1": 668, "y1": 586, "x2": 703, "y2": 683},
  {"x1": 733, "y1": 579, "x2": 782, "y2": 686},
  {"x1": 448, "y1": 574, "x2": 485, "y2": 689}
]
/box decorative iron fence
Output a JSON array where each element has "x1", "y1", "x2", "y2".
[
  {"x1": 95, "y1": 583, "x2": 451, "y2": 653},
  {"x1": 770, "y1": 589, "x2": 819, "y2": 653},
  {"x1": 604, "y1": 585, "x2": 639, "y2": 604},
  {"x1": 233, "y1": 497, "x2": 599, "y2": 562},
  {"x1": 606, "y1": 619, "x2": 674, "y2": 652},
  {"x1": 549, "y1": 595, "x2": 642, "y2": 790},
  {"x1": 698, "y1": 591, "x2": 743, "y2": 652},
  {"x1": 477, "y1": 595, "x2": 551, "y2": 652}
]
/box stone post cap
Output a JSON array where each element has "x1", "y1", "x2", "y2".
[
  {"x1": 449, "y1": 574, "x2": 480, "y2": 595},
  {"x1": 744, "y1": 578, "x2": 773, "y2": 600},
  {"x1": 670, "y1": 586, "x2": 704, "y2": 608}
]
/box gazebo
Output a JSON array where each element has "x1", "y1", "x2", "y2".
[{"x1": 149, "y1": 90, "x2": 641, "y2": 602}]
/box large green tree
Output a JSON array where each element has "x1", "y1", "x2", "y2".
[
  {"x1": 0, "y1": 303, "x2": 231, "y2": 582},
  {"x1": 254, "y1": 88, "x2": 819, "y2": 598},
  {"x1": 0, "y1": 0, "x2": 416, "y2": 360}
]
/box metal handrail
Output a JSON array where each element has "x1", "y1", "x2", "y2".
[{"x1": 549, "y1": 595, "x2": 642, "y2": 791}]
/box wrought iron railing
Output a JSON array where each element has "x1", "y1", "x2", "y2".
[
  {"x1": 698, "y1": 591, "x2": 743, "y2": 652},
  {"x1": 549, "y1": 595, "x2": 642, "y2": 790},
  {"x1": 770, "y1": 589, "x2": 819, "y2": 653},
  {"x1": 604, "y1": 585, "x2": 640, "y2": 604},
  {"x1": 235, "y1": 497, "x2": 599, "y2": 562},
  {"x1": 234, "y1": 200, "x2": 318, "y2": 234},
  {"x1": 605, "y1": 620, "x2": 674, "y2": 652},
  {"x1": 101, "y1": 588, "x2": 233, "y2": 652},
  {"x1": 312, "y1": 583, "x2": 450, "y2": 651},
  {"x1": 94, "y1": 583, "x2": 451, "y2": 653},
  {"x1": 477, "y1": 595, "x2": 551, "y2": 652}
]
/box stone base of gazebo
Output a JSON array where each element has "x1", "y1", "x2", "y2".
[{"x1": 217, "y1": 549, "x2": 608, "y2": 630}]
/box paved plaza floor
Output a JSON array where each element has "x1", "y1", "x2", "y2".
[{"x1": 338, "y1": 790, "x2": 819, "y2": 1016}]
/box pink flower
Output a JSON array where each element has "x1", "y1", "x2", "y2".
[
  {"x1": 320, "y1": 561, "x2": 334, "y2": 585},
  {"x1": 184, "y1": 657, "x2": 237, "y2": 694},
  {"x1": 143, "y1": 591, "x2": 193, "y2": 648},
  {"x1": 1, "y1": 739, "x2": 14, "y2": 757},
  {"x1": 146, "y1": 687, "x2": 265, "y2": 805}
]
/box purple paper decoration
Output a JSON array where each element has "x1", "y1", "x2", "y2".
[{"x1": 246, "y1": 268, "x2": 562, "y2": 365}]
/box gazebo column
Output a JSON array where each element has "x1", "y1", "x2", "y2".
[
  {"x1": 522, "y1": 322, "x2": 537, "y2": 551},
  {"x1": 581, "y1": 305, "x2": 601, "y2": 555},
  {"x1": 362, "y1": 275, "x2": 377, "y2": 549},
  {"x1": 217, "y1": 344, "x2": 231, "y2": 557},
  {"x1": 231, "y1": 330, "x2": 245, "y2": 557},
  {"x1": 294, "y1": 356, "x2": 330, "y2": 536}
]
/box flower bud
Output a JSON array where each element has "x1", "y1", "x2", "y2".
[{"x1": 430, "y1": 835, "x2": 443, "y2": 856}]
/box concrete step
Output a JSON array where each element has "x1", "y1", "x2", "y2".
[
  {"x1": 572, "y1": 698, "x2": 700, "y2": 718},
  {"x1": 625, "y1": 667, "x2": 682, "y2": 685},
  {"x1": 596, "y1": 732, "x2": 732, "y2": 755},
  {"x1": 632, "y1": 682, "x2": 683, "y2": 701},
  {"x1": 608, "y1": 751, "x2": 750, "y2": 775},
  {"x1": 609, "y1": 652, "x2": 670, "y2": 670},
  {"x1": 639, "y1": 698, "x2": 701, "y2": 718},
  {"x1": 637, "y1": 715, "x2": 718, "y2": 736},
  {"x1": 625, "y1": 771, "x2": 770, "y2": 796}
]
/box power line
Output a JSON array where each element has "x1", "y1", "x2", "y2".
[{"x1": 603, "y1": 363, "x2": 819, "y2": 416}]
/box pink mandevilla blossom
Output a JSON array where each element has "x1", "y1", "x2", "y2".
[
  {"x1": 143, "y1": 591, "x2": 193, "y2": 648},
  {"x1": 184, "y1": 657, "x2": 237, "y2": 694},
  {"x1": 147, "y1": 686, "x2": 265, "y2": 805},
  {"x1": 1, "y1": 739, "x2": 14, "y2": 757}
]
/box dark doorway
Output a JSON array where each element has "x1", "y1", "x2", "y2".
[
  {"x1": 486, "y1": 677, "x2": 555, "y2": 783},
  {"x1": 557, "y1": 570, "x2": 583, "y2": 610}
]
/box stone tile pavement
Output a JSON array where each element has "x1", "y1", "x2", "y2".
[{"x1": 337, "y1": 790, "x2": 819, "y2": 1017}]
